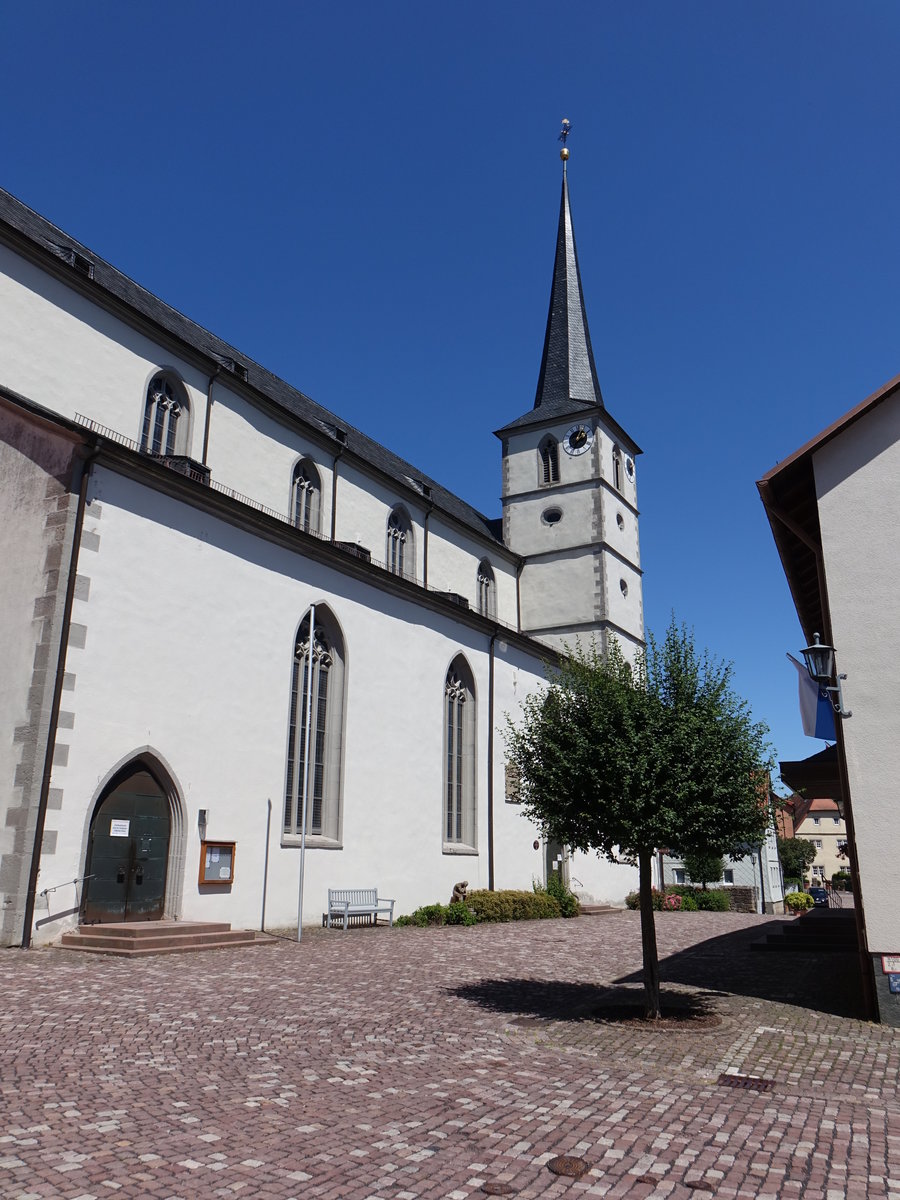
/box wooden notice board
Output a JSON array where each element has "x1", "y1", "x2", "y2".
[{"x1": 199, "y1": 840, "x2": 235, "y2": 886}]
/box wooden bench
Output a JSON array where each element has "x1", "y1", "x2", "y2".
[{"x1": 324, "y1": 888, "x2": 395, "y2": 930}]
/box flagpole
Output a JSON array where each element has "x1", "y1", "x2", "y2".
[{"x1": 297, "y1": 604, "x2": 315, "y2": 941}]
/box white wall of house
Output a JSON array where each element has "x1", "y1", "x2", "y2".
[{"x1": 814, "y1": 392, "x2": 900, "y2": 952}]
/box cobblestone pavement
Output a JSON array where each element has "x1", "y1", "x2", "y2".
[{"x1": 2, "y1": 912, "x2": 899, "y2": 1200}]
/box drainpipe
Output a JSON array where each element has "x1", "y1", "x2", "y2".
[
  {"x1": 330, "y1": 444, "x2": 345, "y2": 542},
  {"x1": 487, "y1": 632, "x2": 497, "y2": 890},
  {"x1": 423, "y1": 500, "x2": 434, "y2": 589},
  {"x1": 22, "y1": 439, "x2": 99, "y2": 948},
  {"x1": 515, "y1": 558, "x2": 524, "y2": 633},
  {"x1": 201, "y1": 367, "x2": 219, "y2": 466}
]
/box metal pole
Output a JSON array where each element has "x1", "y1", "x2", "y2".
[
  {"x1": 260, "y1": 798, "x2": 271, "y2": 933},
  {"x1": 297, "y1": 604, "x2": 315, "y2": 942}
]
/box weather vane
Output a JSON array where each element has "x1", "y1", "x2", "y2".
[{"x1": 558, "y1": 117, "x2": 571, "y2": 164}]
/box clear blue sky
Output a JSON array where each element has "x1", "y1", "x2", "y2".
[{"x1": 3, "y1": 2, "x2": 899, "y2": 780}]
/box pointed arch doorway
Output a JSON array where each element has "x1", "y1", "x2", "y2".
[{"x1": 82, "y1": 764, "x2": 171, "y2": 923}]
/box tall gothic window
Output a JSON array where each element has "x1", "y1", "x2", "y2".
[
  {"x1": 386, "y1": 507, "x2": 413, "y2": 578},
  {"x1": 141, "y1": 373, "x2": 188, "y2": 456},
  {"x1": 538, "y1": 435, "x2": 559, "y2": 486},
  {"x1": 284, "y1": 609, "x2": 345, "y2": 844},
  {"x1": 291, "y1": 458, "x2": 321, "y2": 534},
  {"x1": 476, "y1": 560, "x2": 495, "y2": 618},
  {"x1": 444, "y1": 655, "x2": 476, "y2": 850}
]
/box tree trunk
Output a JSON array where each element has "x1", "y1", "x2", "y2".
[{"x1": 638, "y1": 847, "x2": 661, "y2": 1019}]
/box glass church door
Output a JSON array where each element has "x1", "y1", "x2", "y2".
[{"x1": 82, "y1": 769, "x2": 170, "y2": 923}]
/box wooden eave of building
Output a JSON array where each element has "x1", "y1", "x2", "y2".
[{"x1": 757, "y1": 370, "x2": 900, "y2": 644}]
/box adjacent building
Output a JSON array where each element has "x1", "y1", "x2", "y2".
[{"x1": 759, "y1": 371, "x2": 900, "y2": 1024}]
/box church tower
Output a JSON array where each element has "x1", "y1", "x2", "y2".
[{"x1": 496, "y1": 128, "x2": 644, "y2": 658}]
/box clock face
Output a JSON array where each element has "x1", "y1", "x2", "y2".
[{"x1": 564, "y1": 423, "x2": 593, "y2": 456}]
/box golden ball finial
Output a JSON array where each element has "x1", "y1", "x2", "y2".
[{"x1": 560, "y1": 147, "x2": 569, "y2": 161}]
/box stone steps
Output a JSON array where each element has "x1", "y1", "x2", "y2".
[
  {"x1": 578, "y1": 904, "x2": 622, "y2": 916},
  {"x1": 59, "y1": 920, "x2": 275, "y2": 957}
]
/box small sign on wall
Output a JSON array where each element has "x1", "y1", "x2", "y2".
[
  {"x1": 109, "y1": 819, "x2": 130, "y2": 837},
  {"x1": 199, "y1": 840, "x2": 235, "y2": 886},
  {"x1": 889, "y1": 975, "x2": 900, "y2": 995},
  {"x1": 881, "y1": 955, "x2": 900, "y2": 974}
]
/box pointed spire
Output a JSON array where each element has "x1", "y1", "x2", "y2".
[{"x1": 532, "y1": 132, "x2": 604, "y2": 415}]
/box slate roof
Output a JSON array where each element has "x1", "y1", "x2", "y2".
[
  {"x1": 0, "y1": 187, "x2": 507, "y2": 550},
  {"x1": 495, "y1": 167, "x2": 640, "y2": 455}
]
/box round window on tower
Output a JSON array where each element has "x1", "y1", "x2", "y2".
[
  {"x1": 625, "y1": 457, "x2": 635, "y2": 480},
  {"x1": 542, "y1": 507, "x2": 563, "y2": 526},
  {"x1": 620, "y1": 578, "x2": 628, "y2": 597},
  {"x1": 616, "y1": 512, "x2": 625, "y2": 531}
]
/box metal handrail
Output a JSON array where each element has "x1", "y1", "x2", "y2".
[{"x1": 39, "y1": 874, "x2": 94, "y2": 897}]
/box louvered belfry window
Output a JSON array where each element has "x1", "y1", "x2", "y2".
[{"x1": 539, "y1": 436, "x2": 559, "y2": 485}]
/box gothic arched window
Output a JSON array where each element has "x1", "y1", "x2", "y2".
[
  {"x1": 444, "y1": 655, "x2": 476, "y2": 850},
  {"x1": 291, "y1": 458, "x2": 321, "y2": 534},
  {"x1": 284, "y1": 608, "x2": 345, "y2": 844},
  {"x1": 538, "y1": 435, "x2": 559, "y2": 486},
  {"x1": 386, "y1": 507, "x2": 413, "y2": 578},
  {"x1": 141, "y1": 373, "x2": 189, "y2": 456},
  {"x1": 476, "y1": 560, "x2": 495, "y2": 618}
]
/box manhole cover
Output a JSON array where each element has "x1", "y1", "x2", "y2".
[
  {"x1": 716, "y1": 1072, "x2": 774, "y2": 1092},
  {"x1": 547, "y1": 1155, "x2": 590, "y2": 1178},
  {"x1": 481, "y1": 1184, "x2": 516, "y2": 1196}
]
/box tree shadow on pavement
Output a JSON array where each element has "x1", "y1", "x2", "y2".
[
  {"x1": 450, "y1": 978, "x2": 717, "y2": 1025},
  {"x1": 613, "y1": 920, "x2": 866, "y2": 1020}
]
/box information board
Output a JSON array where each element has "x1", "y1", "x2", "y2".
[{"x1": 199, "y1": 840, "x2": 236, "y2": 886}]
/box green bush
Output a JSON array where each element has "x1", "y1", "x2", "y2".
[
  {"x1": 467, "y1": 888, "x2": 561, "y2": 922},
  {"x1": 536, "y1": 873, "x2": 580, "y2": 918},
  {"x1": 831, "y1": 871, "x2": 851, "y2": 892},
  {"x1": 396, "y1": 902, "x2": 452, "y2": 927},
  {"x1": 445, "y1": 901, "x2": 477, "y2": 926},
  {"x1": 785, "y1": 891, "x2": 814, "y2": 912},
  {"x1": 625, "y1": 885, "x2": 728, "y2": 912},
  {"x1": 783, "y1": 876, "x2": 803, "y2": 892}
]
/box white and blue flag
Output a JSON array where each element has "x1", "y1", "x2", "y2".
[{"x1": 787, "y1": 653, "x2": 835, "y2": 741}]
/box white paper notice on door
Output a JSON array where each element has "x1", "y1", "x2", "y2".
[{"x1": 110, "y1": 819, "x2": 130, "y2": 837}]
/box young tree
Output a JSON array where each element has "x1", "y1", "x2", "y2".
[
  {"x1": 682, "y1": 850, "x2": 726, "y2": 891},
  {"x1": 505, "y1": 619, "x2": 773, "y2": 1019},
  {"x1": 776, "y1": 836, "x2": 817, "y2": 882}
]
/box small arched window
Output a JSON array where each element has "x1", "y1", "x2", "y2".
[
  {"x1": 476, "y1": 560, "x2": 495, "y2": 618},
  {"x1": 386, "y1": 507, "x2": 413, "y2": 578},
  {"x1": 291, "y1": 458, "x2": 321, "y2": 534},
  {"x1": 538, "y1": 435, "x2": 560, "y2": 486},
  {"x1": 284, "y1": 608, "x2": 345, "y2": 844},
  {"x1": 612, "y1": 446, "x2": 623, "y2": 491},
  {"x1": 444, "y1": 655, "x2": 477, "y2": 850},
  {"x1": 141, "y1": 373, "x2": 189, "y2": 456}
]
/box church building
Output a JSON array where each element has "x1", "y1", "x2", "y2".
[{"x1": 0, "y1": 144, "x2": 644, "y2": 946}]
